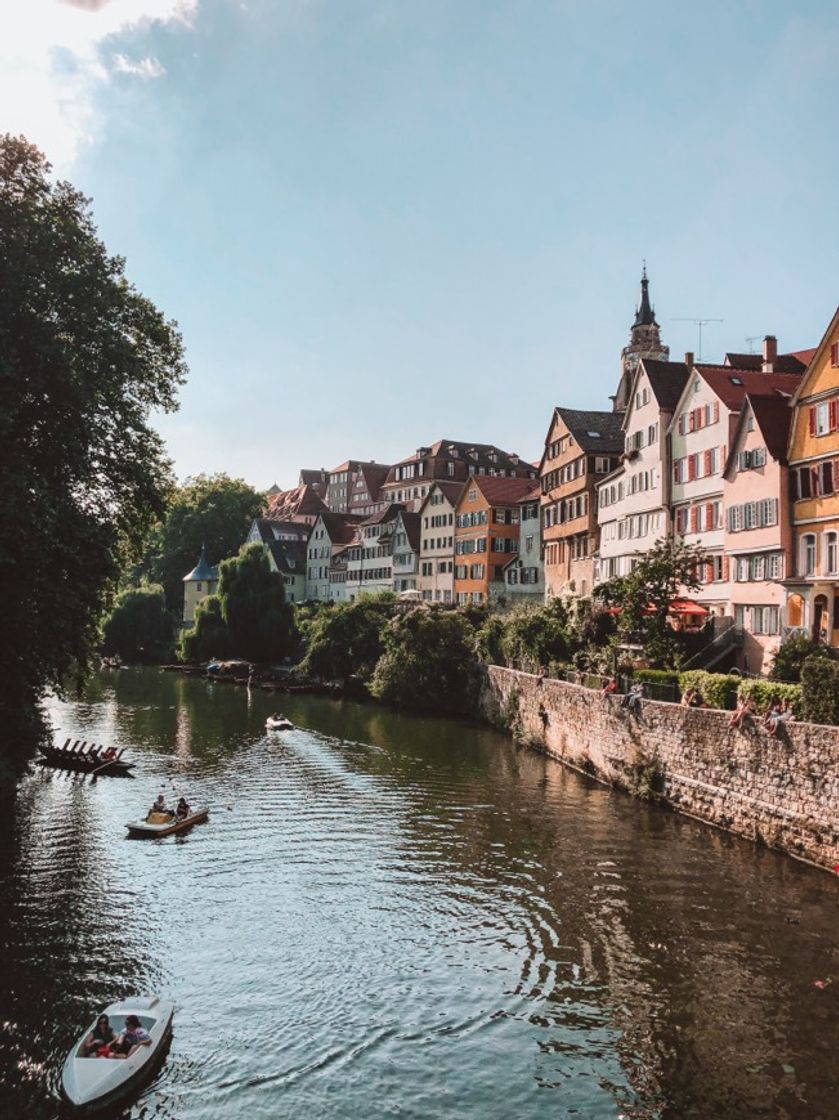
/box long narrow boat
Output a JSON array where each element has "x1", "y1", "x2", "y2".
[
  {"x1": 125, "y1": 806, "x2": 209, "y2": 838},
  {"x1": 61, "y1": 995, "x2": 174, "y2": 1111},
  {"x1": 37, "y1": 741, "x2": 134, "y2": 775}
]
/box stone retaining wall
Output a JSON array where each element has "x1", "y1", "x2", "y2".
[{"x1": 480, "y1": 666, "x2": 839, "y2": 871}]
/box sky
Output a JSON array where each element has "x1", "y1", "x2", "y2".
[{"x1": 4, "y1": 1, "x2": 839, "y2": 489}]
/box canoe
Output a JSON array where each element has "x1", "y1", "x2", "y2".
[
  {"x1": 61, "y1": 995, "x2": 174, "y2": 1111},
  {"x1": 125, "y1": 806, "x2": 209, "y2": 838},
  {"x1": 266, "y1": 716, "x2": 293, "y2": 731},
  {"x1": 38, "y1": 741, "x2": 134, "y2": 775}
]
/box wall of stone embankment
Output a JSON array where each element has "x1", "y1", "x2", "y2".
[{"x1": 480, "y1": 665, "x2": 839, "y2": 871}]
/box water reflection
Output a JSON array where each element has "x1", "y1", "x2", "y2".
[{"x1": 0, "y1": 669, "x2": 836, "y2": 1118}]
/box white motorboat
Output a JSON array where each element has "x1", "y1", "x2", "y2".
[
  {"x1": 125, "y1": 806, "x2": 209, "y2": 838},
  {"x1": 61, "y1": 995, "x2": 174, "y2": 1111},
  {"x1": 266, "y1": 714, "x2": 293, "y2": 731}
]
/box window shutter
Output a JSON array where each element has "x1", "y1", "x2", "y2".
[
  {"x1": 703, "y1": 450, "x2": 712, "y2": 476},
  {"x1": 808, "y1": 407, "x2": 817, "y2": 436},
  {"x1": 687, "y1": 456, "x2": 696, "y2": 481},
  {"x1": 831, "y1": 341, "x2": 839, "y2": 367},
  {"x1": 713, "y1": 401, "x2": 720, "y2": 423},
  {"x1": 705, "y1": 503, "x2": 714, "y2": 529},
  {"x1": 704, "y1": 561, "x2": 713, "y2": 584},
  {"x1": 690, "y1": 506, "x2": 698, "y2": 533},
  {"x1": 722, "y1": 555, "x2": 730, "y2": 581},
  {"x1": 830, "y1": 399, "x2": 839, "y2": 432}
]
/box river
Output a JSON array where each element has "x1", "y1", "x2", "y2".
[{"x1": 0, "y1": 668, "x2": 837, "y2": 1119}]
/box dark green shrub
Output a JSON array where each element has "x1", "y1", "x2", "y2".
[
  {"x1": 370, "y1": 609, "x2": 477, "y2": 716},
  {"x1": 678, "y1": 670, "x2": 740, "y2": 710},
  {"x1": 178, "y1": 595, "x2": 230, "y2": 662},
  {"x1": 737, "y1": 679, "x2": 802, "y2": 718},
  {"x1": 636, "y1": 669, "x2": 681, "y2": 687},
  {"x1": 800, "y1": 657, "x2": 839, "y2": 725},
  {"x1": 102, "y1": 584, "x2": 175, "y2": 663},
  {"x1": 770, "y1": 634, "x2": 835, "y2": 682}
]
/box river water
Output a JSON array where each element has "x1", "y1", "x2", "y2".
[{"x1": 0, "y1": 668, "x2": 837, "y2": 1119}]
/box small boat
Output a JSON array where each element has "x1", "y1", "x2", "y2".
[
  {"x1": 38, "y1": 739, "x2": 134, "y2": 776},
  {"x1": 125, "y1": 805, "x2": 209, "y2": 838},
  {"x1": 266, "y1": 714, "x2": 293, "y2": 731},
  {"x1": 61, "y1": 995, "x2": 174, "y2": 1111}
]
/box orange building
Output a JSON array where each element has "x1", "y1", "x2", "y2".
[
  {"x1": 540, "y1": 408, "x2": 623, "y2": 599},
  {"x1": 784, "y1": 306, "x2": 839, "y2": 644},
  {"x1": 453, "y1": 476, "x2": 537, "y2": 605}
]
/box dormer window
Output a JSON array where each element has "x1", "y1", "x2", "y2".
[{"x1": 586, "y1": 430, "x2": 601, "y2": 439}]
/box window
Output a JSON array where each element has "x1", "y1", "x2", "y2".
[
  {"x1": 803, "y1": 533, "x2": 817, "y2": 576},
  {"x1": 826, "y1": 531, "x2": 838, "y2": 576}
]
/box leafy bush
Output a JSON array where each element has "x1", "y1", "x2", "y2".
[
  {"x1": 770, "y1": 634, "x2": 835, "y2": 683},
  {"x1": 179, "y1": 595, "x2": 231, "y2": 662},
  {"x1": 302, "y1": 593, "x2": 394, "y2": 683},
  {"x1": 474, "y1": 615, "x2": 506, "y2": 665},
  {"x1": 499, "y1": 601, "x2": 571, "y2": 673},
  {"x1": 635, "y1": 669, "x2": 681, "y2": 687},
  {"x1": 370, "y1": 609, "x2": 477, "y2": 715},
  {"x1": 737, "y1": 679, "x2": 802, "y2": 718},
  {"x1": 102, "y1": 584, "x2": 175, "y2": 663},
  {"x1": 800, "y1": 657, "x2": 839, "y2": 725},
  {"x1": 678, "y1": 670, "x2": 740, "y2": 710}
]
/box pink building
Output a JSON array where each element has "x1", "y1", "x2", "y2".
[{"x1": 722, "y1": 395, "x2": 794, "y2": 675}]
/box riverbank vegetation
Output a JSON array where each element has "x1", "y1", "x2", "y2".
[{"x1": 0, "y1": 135, "x2": 186, "y2": 752}]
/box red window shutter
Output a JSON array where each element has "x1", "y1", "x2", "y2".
[
  {"x1": 705, "y1": 502, "x2": 714, "y2": 528},
  {"x1": 833, "y1": 460, "x2": 839, "y2": 490},
  {"x1": 673, "y1": 461, "x2": 680, "y2": 482},
  {"x1": 723, "y1": 556, "x2": 730, "y2": 580},
  {"x1": 808, "y1": 407, "x2": 817, "y2": 436},
  {"x1": 713, "y1": 401, "x2": 720, "y2": 423},
  {"x1": 690, "y1": 506, "x2": 698, "y2": 533},
  {"x1": 830, "y1": 399, "x2": 839, "y2": 432},
  {"x1": 703, "y1": 450, "x2": 712, "y2": 476},
  {"x1": 831, "y1": 341, "x2": 839, "y2": 367},
  {"x1": 687, "y1": 456, "x2": 696, "y2": 481},
  {"x1": 704, "y1": 561, "x2": 713, "y2": 584},
  {"x1": 812, "y1": 466, "x2": 821, "y2": 497}
]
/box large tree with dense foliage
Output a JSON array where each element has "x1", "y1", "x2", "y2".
[
  {"x1": 178, "y1": 544, "x2": 296, "y2": 663},
  {"x1": 138, "y1": 473, "x2": 264, "y2": 612},
  {"x1": 594, "y1": 539, "x2": 706, "y2": 668},
  {"x1": 101, "y1": 585, "x2": 175, "y2": 664},
  {"x1": 370, "y1": 608, "x2": 477, "y2": 715},
  {"x1": 302, "y1": 593, "x2": 395, "y2": 683},
  {"x1": 0, "y1": 135, "x2": 186, "y2": 746}
]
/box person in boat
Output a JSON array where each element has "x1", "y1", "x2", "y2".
[
  {"x1": 110, "y1": 1014, "x2": 151, "y2": 1059},
  {"x1": 148, "y1": 792, "x2": 173, "y2": 821},
  {"x1": 176, "y1": 797, "x2": 190, "y2": 819},
  {"x1": 101, "y1": 746, "x2": 118, "y2": 762},
  {"x1": 83, "y1": 1014, "x2": 116, "y2": 1057}
]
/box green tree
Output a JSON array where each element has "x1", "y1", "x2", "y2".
[
  {"x1": 101, "y1": 585, "x2": 175, "y2": 664},
  {"x1": 594, "y1": 539, "x2": 705, "y2": 668},
  {"x1": 139, "y1": 473, "x2": 264, "y2": 612},
  {"x1": 800, "y1": 657, "x2": 839, "y2": 724},
  {"x1": 370, "y1": 609, "x2": 477, "y2": 715},
  {"x1": 178, "y1": 595, "x2": 231, "y2": 663},
  {"x1": 218, "y1": 543, "x2": 296, "y2": 662},
  {"x1": 0, "y1": 135, "x2": 185, "y2": 747},
  {"x1": 500, "y1": 601, "x2": 571, "y2": 672},
  {"x1": 770, "y1": 633, "x2": 834, "y2": 683},
  {"x1": 302, "y1": 593, "x2": 395, "y2": 683}
]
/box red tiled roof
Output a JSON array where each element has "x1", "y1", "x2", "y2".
[
  {"x1": 694, "y1": 365, "x2": 803, "y2": 411},
  {"x1": 469, "y1": 475, "x2": 538, "y2": 506}
]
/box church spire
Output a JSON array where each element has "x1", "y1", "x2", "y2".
[{"x1": 633, "y1": 263, "x2": 658, "y2": 328}]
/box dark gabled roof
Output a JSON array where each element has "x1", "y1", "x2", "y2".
[
  {"x1": 357, "y1": 462, "x2": 391, "y2": 497},
  {"x1": 419, "y1": 480, "x2": 466, "y2": 510},
  {"x1": 749, "y1": 394, "x2": 795, "y2": 461},
  {"x1": 252, "y1": 518, "x2": 310, "y2": 542},
  {"x1": 360, "y1": 502, "x2": 404, "y2": 527},
  {"x1": 384, "y1": 439, "x2": 533, "y2": 485},
  {"x1": 317, "y1": 510, "x2": 364, "y2": 544},
  {"x1": 640, "y1": 359, "x2": 691, "y2": 412},
  {"x1": 724, "y1": 350, "x2": 815, "y2": 375},
  {"x1": 266, "y1": 539, "x2": 307, "y2": 575},
  {"x1": 553, "y1": 407, "x2": 624, "y2": 453},
  {"x1": 395, "y1": 510, "x2": 421, "y2": 552},
  {"x1": 265, "y1": 484, "x2": 328, "y2": 520},
  {"x1": 183, "y1": 547, "x2": 218, "y2": 583},
  {"x1": 250, "y1": 518, "x2": 278, "y2": 544}
]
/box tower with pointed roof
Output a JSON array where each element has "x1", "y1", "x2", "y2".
[
  {"x1": 613, "y1": 266, "x2": 670, "y2": 413},
  {"x1": 182, "y1": 545, "x2": 219, "y2": 625}
]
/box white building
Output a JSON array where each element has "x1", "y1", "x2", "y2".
[
  {"x1": 417, "y1": 481, "x2": 463, "y2": 603},
  {"x1": 391, "y1": 511, "x2": 421, "y2": 593},
  {"x1": 305, "y1": 512, "x2": 362, "y2": 601},
  {"x1": 345, "y1": 505, "x2": 403, "y2": 600},
  {"x1": 596, "y1": 358, "x2": 689, "y2": 582}
]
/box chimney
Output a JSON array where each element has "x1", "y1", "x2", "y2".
[
  {"x1": 684, "y1": 351, "x2": 694, "y2": 368},
  {"x1": 762, "y1": 335, "x2": 777, "y2": 373}
]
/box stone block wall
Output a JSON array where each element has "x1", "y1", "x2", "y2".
[{"x1": 480, "y1": 666, "x2": 839, "y2": 872}]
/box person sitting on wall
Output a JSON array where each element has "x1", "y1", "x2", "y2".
[
  {"x1": 621, "y1": 683, "x2": 644, "y2": 713},
  {"x1": 728, "y1": 696, "x2": 755, "y2": 729},
  {"x1": 763, "y1": 697, "x2": 782, "y2": 730},
  {"x1": 601, "y1": 677, "x2": 617, "y2": 697},
  {"x1": 681, "y1": 688, "x2": 696, "y2": 708},
  {"x1": 768, "y1": 697, "x2": 795, "y2": 737}
]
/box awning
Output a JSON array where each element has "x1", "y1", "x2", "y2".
[{"x1": 668, "y1": 599, "x2": 709, "y2": 616}]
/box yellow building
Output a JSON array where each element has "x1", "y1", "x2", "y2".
[
  {"x1": 182, "y1": 546, "x2": 219, "y2": 624},
  {"x1": 784, "y1": 306, "x2": 839, "y2": 643}
]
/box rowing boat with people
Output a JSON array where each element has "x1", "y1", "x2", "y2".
[
  {"x1": 37, "y1": 739, "x2": 135, "y2": 775},
  {"x1": 125, "y1": 805, "x2": 209, "y2": 838}
]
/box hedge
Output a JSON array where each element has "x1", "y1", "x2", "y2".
[
  {"x1": 801, "y1": 657, "x2": 839, "y2": 725},
  {"x1": 737, "y1": 679, "x2": 803, "y2": 719},
  {"x1": 678, "y1": 670, "x2": 740, "y2": 710},
  {"x1": 636, "y1": 669, "x2": 681, "y2": 686}
]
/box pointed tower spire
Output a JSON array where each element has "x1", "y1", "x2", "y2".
[{"x1": 633, "y1": 262, "x2": 658, "y2": 328}]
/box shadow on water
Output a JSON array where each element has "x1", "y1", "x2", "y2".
[{"x1": 0, "y1": 667, "x2": 837, "y2": 1119}]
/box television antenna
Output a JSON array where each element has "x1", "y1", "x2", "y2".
[
  {"x1": 672, "y1": 317, "x2": 723, "y2": 362},
  {"x1": 745, "y1": 336, "x2": 762, "y2": 354}
]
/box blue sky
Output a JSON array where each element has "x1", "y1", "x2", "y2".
[{"x1": 6, "y1": 1, "x2": 839, "y2": 487}]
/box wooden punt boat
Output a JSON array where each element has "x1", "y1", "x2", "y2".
[
  {"x1": 37, "y1": 739, "x2": 134, "y2": 775},
  {"x1": 124, "y1": 806, "x2": 209, "y2": 838},
  {"x1": 61, "y1": 995, "x2": 174, "y2": 1111}
]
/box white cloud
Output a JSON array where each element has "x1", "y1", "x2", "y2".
[
  {"x1": 113, "y1": 52, "x2": 166, "y2": 78},
  {"x1": 0, "y1": 0, "x2": 197, "y2": 169}
]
